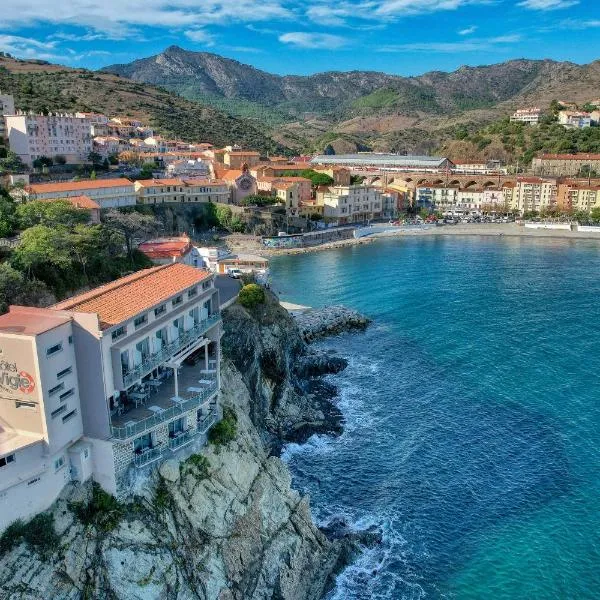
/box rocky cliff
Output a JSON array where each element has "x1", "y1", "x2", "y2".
[{"x1": 0, "y1": 293, "x2": 359, "y2": 600}]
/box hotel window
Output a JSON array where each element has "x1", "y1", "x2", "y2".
[
  {"x1": 172, "y1": 295, "x2": 183, "y2": 307},
  {"x1": 51, "y1": 405, "x2": 66, "y2": 419},
  {"x1": 0, "y1": 454, "x2": 15, "y2": 468},
  {"x1": 62, "y1": 409, "x2": 78, "y2": 423},
  {"x1": 59, "y1": 388, "x2": 74, "y2": 401},
  {"x1": 188, "y1": 287, "x2": 197, "y2": 299},
  {"x1": 54, "y1": 456, "x2": 66, "y2": 471},
  {"x1": 57, "y1": 366, "x2": 72, "y2": 379},
  {"x1": 49, "y1": 382, "x2": 65, "y2": 396},
  {"x1": 68, "y1": 335, "x2": 73, "y2": 345},
  {"x1": 16, "y1": 400, "x2": 36, "y2": 410},
  {"x1": 46, "y1": 342, "x2": 63, "y2": 357},
  {"x1": 134, "y1": 314, "x2": 148, "y2": 329},
  {"x1": 154, "y1": 304, "x2": 166, "y2": 317},
  {"x1": 112, "y1": 325, "x2": 127, "y2": 341},
  {"x1": 202, "y1": 281, "x2": 211, "y2": 290}
]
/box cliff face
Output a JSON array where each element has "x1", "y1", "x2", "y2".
[{"x1": 0, "y1": 296, "x2": 350, "y2": 600}]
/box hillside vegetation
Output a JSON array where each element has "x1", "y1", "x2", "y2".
[{"x1": 0, "y1": 56, "x2": 289, "y2": 154}]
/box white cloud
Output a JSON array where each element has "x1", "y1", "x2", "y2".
[
  {"x1": 380, "y1": 34, "x2": 522, "y2": 53},
  {"x1": 518, "y1": 0, "x2": 579, "y2": 10},
  {"x1": 184, "y1": 29, "x2": 216, "y2": 46},
  {"x1": 559, "y1": 19, "x2": 600, "y2": 29},
  {"x1": 279, "y1": 32, "x2": 349, "y2": 49},
  {"x1": 459, "y1": 25, "x2": 478, "y2": 35}
]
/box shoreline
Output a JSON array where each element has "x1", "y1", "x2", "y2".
[{"x1": 226, "y1": 224, "x2": 600, "y2": 257}]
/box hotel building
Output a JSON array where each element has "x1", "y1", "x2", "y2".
[
  {"x1": 509, "y1": 107, "x2": 542, "y2": 125},
  {"x1": 6, "y1": 113, "x2": 93, "y2": 166},
  {"x1": 321, "y1": 184, "x2": 385, "y2": 223},
  {"x1": 0, "y1": 264, "x2": 222, "y2": 531},
  {"x1": 135, "y1": 179, "x2": 229, "y2": 205}
]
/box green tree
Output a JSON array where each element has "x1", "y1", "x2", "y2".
[
  {"x1": 0, "y1": 151, "x2": 26, "y2": 174},
  {"x1": 16, "y1": 200, "x2": 90, "y2": 229},
  {"x1": 54, "y1": 155, "x2": 67, "y2": 165},
  {"x1": 238, "y1": 283, "x2": 265, "y2": 309},
  {"x1": 0, "y1": 263, "x2": 53, "y2": 314},
  {"x1": 0, "y1": 193, "x2": 17, "y2": 237},
  {"x1": 239, "y1": 194, "x2": 277, "y2": 207},
  {"x1": 87, "y1": 151, "x2": 103, "y2": 166},
  {"x1": 590, "y1": 207, "x2": 600, "y2": 222},
  {"x1": 103, "y1": 209, "x2": 160, "y2": 264},
  {"x1": 32, "y1": 156, "x2": 53, "y2": 169},
  {"x1": 12, "y1": 225, "x2": 73, "y2": 276}
]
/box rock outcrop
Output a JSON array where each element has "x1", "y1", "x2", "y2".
[
  {"x1": 0, "y1": 292, "x2": 363, "y2": 600},
  {"x1": 292, "y1": 306, "x2": 371, "y2": 343}
]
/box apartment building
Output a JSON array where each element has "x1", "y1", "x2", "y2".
[
  {"x1": 6, "y1": 113, "x2": 93, "y2": 166},
  {"x1": 135, "y1": 179, "x2": 229, "y2": 205},
  {"x1": 138, "y1": 236, "x2": 203, "y2": 267},
  {"x1": 0, "y1": 263, "x2": 223, "y2": 530},
  {"x1": 416, "y1": 185, "x2": 459, "y2": 211},
  {"x1": 321, "y1": 185, "x2": 384, "y2": 223},
  {"x1": 417, "y1": 185, "x2": 508, "y2": 213},
  {"x1": 514, "y1": 178, "x2": 558, "y2": 213},
  {"x1": 224, "y1": 150, "x2": 260, "y2": 169},
  {"x1": 273, "y1": 181, "x2": 300, "y2": 216},
  {"x1": 558, "y1": 111, "x2": 591, "y2": 129},
  {"x1": 0, "y1": 92, "x2": 15, "y2": 140},
  {"x1": 532, "y1": 153, "x2": 600, "y2": 177},
  {"x1": 510, "y1": 107, "x2": 542, "y2": 125},
  {"x1": 22, "y1": 179, "x2": 137, "y2": 209},
  {"x1": 557, "y1": 182, "x2": 600, "y2": 212},
  {"x1": 257, "y1": 176, "x2": 312, "y2": 203}
]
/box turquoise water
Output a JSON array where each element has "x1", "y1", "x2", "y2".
[{"x1": 271, "y1": 236, "x2": 600, "y2": 600}]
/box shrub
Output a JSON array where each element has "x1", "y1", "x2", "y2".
[
  {"x1": 181, "y1": 454, "x2": 210, "y2": 479},
  {"x1": 22, "y1": 514, "x2": 59, "y2": 557},
  {"x1": 153, "y1": 478, "x2": 171, "y2": 510},
  {"x1": 70, "y1": 483, "x2": 124, "y2": 532},
  {"x1": 208, "y1": 408, "x2": 238, "y2": 447},
  {"x1": 238, "y1": 284, "x2": 265, "y2": 309},
  {"x1": 0, "y1": 519, "x2": 25, "y2": 554}
]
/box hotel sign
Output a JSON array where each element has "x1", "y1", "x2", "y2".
[{"x1": 0, "y1": 360, "x2": 35, "y2": 394}]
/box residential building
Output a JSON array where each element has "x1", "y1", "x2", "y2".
[
  {"x1": 166, "y1": 159, "x2": 211, "y2": 178},
  {"x1": 558, "y1": 111, "x2": 591, "y2": 129},
  {"x1": 532, "y1": 153, "x2": 600, "y2": 177},
  {"x1": 224, "y1": 150, "x2": 260, "y2": 169},
  {"x1": 257, "y1": 176, "x2": 312, "y2": 202},
  {"x1": 510, "y1": 107, "x2": 542, "y2": 125},
  {"x1": 557, "y1": 182, "x2": 600, "y2": 212},
  {"x1": 416, "y1": 185, "x2": 459, "y2": 211},
  {"x1": 138, "y1": 236, "x2": 203, "y2": 267},
  {"x1": 93, "y1": 136, "x2": 123, "y2": 157},
  {"x1": 513, "y1": 178, "x2": 558, "y2": 213},
  {"x1": 134, "y1": 179, "x2": 229, "y2": 205},
  {"x1": 0, "y1": 92, "x2": 15, "y2": 140},
  {"x1": 272, "y1": 181, "x2": 300, "y2": 216},
  {"x1": 21, "y1": 179, "x2": 137, "y2": 209},
  {"x1": 321, "y1": 184, "x2": 384, "y2": 224},
  {"x1": 6, "y1": 113, "x2": 93, "y2": 166}
]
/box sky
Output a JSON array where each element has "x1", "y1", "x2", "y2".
[{"x1": 0, "y1": 1, "x2": 598, "y2": 76}]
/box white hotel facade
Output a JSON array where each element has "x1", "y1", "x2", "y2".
[{"x1": 0, "y1": 264, "x2": 222, "y2": 530}]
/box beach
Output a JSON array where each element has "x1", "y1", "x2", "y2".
[{"x1": 225, "y1": 223, "x2": 600, "y2": 257}]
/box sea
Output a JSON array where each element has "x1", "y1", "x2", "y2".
[{"x1": 270, "y1": 235, "x2": 600, "y2": 600}]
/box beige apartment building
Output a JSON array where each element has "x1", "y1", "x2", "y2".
[
  {"x1": 135, "y1": 178, "x2": 229, "y2": 205},
  {"x1": 557, "y1": 182, "x2": 600, "y2": 212},
  {"x1": 513, "y1": 178, "x2": 558, "y2": 213},
  {"x1": 532, "y1": 154, "x2": 600, "y2": 177},
  {"x1": 321, "y1": 184, "x2": 385, "y2": 223},
  {"x1": 6, "y1": 113, "x2": 93, "y2": 166},
  {"x1": 21, "y1": 178, "x2": 137, "y2": 209},
  {"x1": 0, "y1": 264, "x2": 222, "y2": 531}
]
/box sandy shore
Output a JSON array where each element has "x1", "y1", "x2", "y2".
[{"x1": 224, "y1": 224, "x2": 600, "y2": 257}]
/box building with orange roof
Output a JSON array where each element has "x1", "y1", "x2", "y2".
[
  {"x1": 223, "y1": 150, "x2": 260, "y2": 169},
  {"x1": 39, "y1": 195, "x2": 101, "y2": 223},
  {"x1": 138, "y1": 235, "x2": 203, "y2": 267},
  {"x1": 257, "y1": 175, "x2": 312, "y2": 202},
  {"x1": 21, "y1": 178, "x2": 137, "y2": 208},
  {"x1": 0, "y1": 262, "x2": 223, "y2": 520},
  {"x1": 557, "y1": 181, "x2": 600, "y2": 212},
  {"x1": 135, "y1": 178, "x2": 229, "y2": 205},
  {"x1": 221, "y1": 166, "x2": 257, "y2": 204}
]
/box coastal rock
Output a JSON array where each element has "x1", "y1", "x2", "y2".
[
  {"x1": 158, "y1": 459, "x2": 180, "y2": 482},
  {"x1": 293, "y1": 306, "x2": 371, "y2": 343},
  {"x1": 296, "y1": 351, "x2": 348, "y2": 379}
]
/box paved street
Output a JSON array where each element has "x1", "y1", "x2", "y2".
[{"x1": 215, "y1": 275, "x2": 241, "y2": 308}]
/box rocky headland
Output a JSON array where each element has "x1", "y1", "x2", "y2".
[
  {"x1": 0, "y1": 292, "x2": 375, "y2": 599},
  {"x1": 292, "y1": 306, "x2": 372, "y2": 343}
]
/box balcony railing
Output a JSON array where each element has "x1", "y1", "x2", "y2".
[
  {"x1": 198, "y1": 411, "x2": 218, "y2": 434},
  {"x1": 111, "y1": 379, "x2": 218, "y2": 440},
  {"x1": 168, "y1": 429, "x2": 196, "y2": 451},
  {"x1": 133, "y1": 446, "x2": 164, "y2": 468},
  {"x1": 122, "y1": 312, "x2": 220, "y2": 388}
]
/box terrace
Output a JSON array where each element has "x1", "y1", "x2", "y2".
[{"x1": 110, "y1": 346, "x2": 218, "y2": 441}]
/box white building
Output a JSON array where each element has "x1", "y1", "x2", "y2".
[
  {"x1": 21, "y1": 178, "x2": 137, "y2": 209},
  {"x1": 166, "y1": 159, "x2": 211, "y2": 178},
  {"x1": 6, "y1": 113, "x2": 93, "y2": 166},
  {"x1": 321, "y1": 185, "x2": 385, "y2": 224},
  {"x1": 0, "y1": 263, "x2": 222, "y2": 531},
  {"x1": 0, "y1": 92, "x2": 15, "y2": 140},
  {"x1": 558, "y1": 111, "x2": 591, "y2": 129},
  {"x1": 510, "y1": 107, "x2": 542, "y2": 125}
]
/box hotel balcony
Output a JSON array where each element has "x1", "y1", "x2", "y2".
[
  {"x1": 110, "y1": 359, "x2": 219, "y2": 441},
  {"x1": 115, "y1": 312, "x2": 221, "y2": 390}
]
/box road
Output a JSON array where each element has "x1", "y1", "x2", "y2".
[{"x1": 215, "y1": 275, "x2": 241, "y2": 308}]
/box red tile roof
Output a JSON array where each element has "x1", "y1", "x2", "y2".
[
  {"x1": 138, "y1": 236, "x2": 192, "y2": 260},
  {"x1": 0, "y1": 306, "x2": 72, "y2": 336},
  {"x1": 51, "y1": 264, "x2": 211, "y2": 330},
  {"x1": 40, "y1": 195, "x2": 100, "y2": 210},
  {"x1": 27, "y1": 178, "x2": 133, "y2": 194}
]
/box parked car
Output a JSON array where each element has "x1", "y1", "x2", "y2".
[{"x1": 228, "y1": 268, "x2": 242, "y2": 279}]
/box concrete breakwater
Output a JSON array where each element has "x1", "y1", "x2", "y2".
[{"x1": 293, "y1": 305, "x2": 371, "y2": 342}]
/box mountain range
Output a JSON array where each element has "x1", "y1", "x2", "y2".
[{"x1": 102, "y1": 46, "x2": 600, "y2": 154}]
